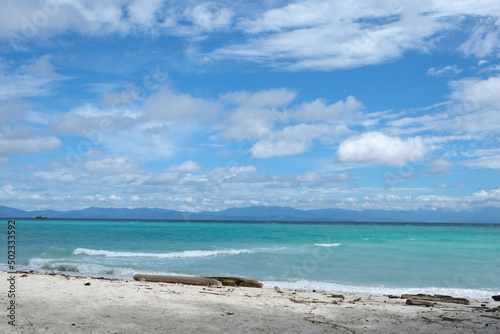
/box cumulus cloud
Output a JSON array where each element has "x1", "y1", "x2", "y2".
[
  {"x1": 144, "y1": 172, "x2": 181, "y2": 185},
  {"x1": 335, "y1": 132, "x2": 427, "y2": 166},
  {"x1": 143, "y1": 87, "x2": 219, "y2": 122},
  {"x1": 251, "y1": 139, "x2": 308, "y2": 159},
  {"x1": 219, "y1": 90, "x2": 357, "y2": 158},
  {"x1": 450, "y1": 75, "x2": 500, "y2": 112},
  {"x1": 221, "y1": 88, "x2": 296, "y2": 109},
  {"x1": 0, "y1": 136, "x2": 61, "y2": 156},
  {"x1": 290, "y1": 95, "x2": 363, "y2": 122},
  {"x1": 250, "y1": 124, "x2": 335, "y2": 159},
  {"x1": 168, "y1": 160, "x2": 201, "y2": 172},
  {"x1": 219, "y1": 106, "x2": 280, "y2": 141},
  {"x1": 83, "y1": 156, "x2": 140, "y2": 174}
]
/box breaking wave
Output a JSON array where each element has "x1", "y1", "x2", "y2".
[{"x1": 73, "y1": 247, "x2": 284, "y2": 259}]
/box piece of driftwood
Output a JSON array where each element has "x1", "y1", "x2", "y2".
[
  {"x1": 406, "y1": 299, "x2": 435, "y2": 307},
  {"x1": 205, "y1": 277, "x2": 263, "y2": 288},
  {"x1": 133, "y1": 274, "x2": 222, "y2": 287},
  {"x1": 199, "y1": 290, "x2": 225, "y2": 296},
  {"x1": 401, "y1": 294, "x2": 470, "y2": 305},
  {"x1": 481, "y1": 314, "x2": 500, "y2": 320}
]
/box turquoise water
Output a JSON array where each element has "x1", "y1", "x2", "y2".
[{"x1": 2, "y1": 219, "x2": 499, "y2": 299}]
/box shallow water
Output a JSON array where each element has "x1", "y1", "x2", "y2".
[{"x1": 2, "y1": 219, "x2": 499, "y2": 299}]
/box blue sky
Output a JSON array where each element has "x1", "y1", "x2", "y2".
[{"x1": 1, "y1": 0, "x2": 500, "y2": 212}]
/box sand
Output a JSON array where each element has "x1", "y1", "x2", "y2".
[{"x1": 2, "y1": 271, "x2": 499, "y2": 333}]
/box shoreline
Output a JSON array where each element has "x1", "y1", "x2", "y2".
[
  {"x1": 5, "y1": 266, "x2": 498, "y2": 302},
  {"x1": 2, "y1": 271, "x2": 499, "y2": 333}
]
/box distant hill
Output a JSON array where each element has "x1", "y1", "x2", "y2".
[{"x1": 1, "y1": 205, "x2": 499, "y2": 223}]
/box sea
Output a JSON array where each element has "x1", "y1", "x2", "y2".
[{"x1": 2, "y1": 219, "x2": 499, "y2": 300}]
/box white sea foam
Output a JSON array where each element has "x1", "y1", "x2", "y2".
[
  {"x1": 261, "y1": 279, "x2": 497, "y2": 301},
  {"x1": 314, "y1": 243, "x2": 341, "y2": 247},
  {"x1": 73, "y1": 247, "x2": 282, "y2": 259},
  {"x1": 25, "y1": 258, "x2": 181, "y2": 279}
]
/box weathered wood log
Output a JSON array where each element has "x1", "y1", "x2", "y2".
[
  {"x1": 406, "y1": 299, "x2": 435, "y2": 307},
  {"x1": 401, "y1": 294, "x2": 470, "y2": 305},
  {"x1": 133, "y1": 274, "x2": 222, "y2": 287},
  {"x1": 205, "y1": 277, "x2": 263, "y2": 288}
]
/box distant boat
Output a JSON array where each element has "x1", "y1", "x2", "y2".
[{"x1": 35, "y1": 216, "x2": 48, "y2": 219}]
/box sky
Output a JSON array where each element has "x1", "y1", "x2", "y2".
[{"x1": 0, "y1": 0, "x2": 500, "y2": 212}]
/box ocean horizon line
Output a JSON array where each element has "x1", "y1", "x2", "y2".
[{"x1": 5, "y1": 217, "x2": 500, "y2": 226}]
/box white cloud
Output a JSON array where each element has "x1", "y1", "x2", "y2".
[
  {"x1": 184, "y1": 2, "x2": 234, "y2": 31},
  {"x1": 335, "y1": 132, "x2": 427, "y2": 166},
  {"x1": 144, "y1": 172, "x2": 181, "y2": 185},
  {"x1": 217, "y1": 89, "x2": 297, "y2": 142},
  {"x1": 251, "y1": 138, "x2": 308, "y2": 159},
  {"x1": 456, "y1": 109, "x2": 500, "y2": 133},
  {"x1": 450, "y1": 75, "x2": 500, "y2": 112},
  {"x1": 168, "y1": 160, "x2": 201, "y2": 172},
  {"x1": 24, "y1": 54, "x2": 65, "y2": 79},
  {"x1": 210, "y1": 0, "x2": 446, "y2": 70},
  {"x1": 460, "y1": 22, "x2": 500, "y2": 58},
  {"x1": 126, "y1": 0, "x2": 164, "y2": 26},
  {"x1": 250, "y1": 123, "x2": 335, "y2": 159},
  {"x1": 427, "y1": 159, "x2": 452, "y2": 175},
  {"x1": 208, "y1": 165, "x2": 257, "y2": 180},
  {"x1": 220, "y1": 106, "x2": 280, "y2": 141},
  {"x1": 0, "y1": 99, "x2": 29, "y2": 124},
  {"x1": 290, "y1": 95, "x2": 363, "y2": 122},
  {"x1": 0, "y1": 72, "x2": 52, "y2": 100},
  {"x1": 221, "y1": 88, "x2": 296, "y2": 109},
  {"x1": 0, "y1": 136, "x2": 61, "y2": 156},
  {"x1": 143, "y1": 87, "x2": 219, "y2": 122},
  {"x1": 296, "y1": 171, "x2": 349, "y2": 185},
  {"x1": 219, "y1": 90, "x2": 356, "y2": 158},
  {"x1": 83, "y1": 156, "x2": 140, "y2": 174},
  {"x1": 427, "y1": 65, "x2": 462, "y2": 77},
  {"x1": 463, "y1": 154, "x2": 500, "y2": 170}
]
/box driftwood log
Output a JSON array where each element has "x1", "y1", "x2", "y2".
[
  {"x1": 406, "y1": 299, "x2": 435, "y2": 307},
  {"x1": 133, "y1": 274, "x2": 222, "y2": 287},
  {"x1": 402, "y1": 294, "x2": 470, "y2": 305},
  {"x1": 205, "y1": 277, "x2": 263, "y2": 288}
]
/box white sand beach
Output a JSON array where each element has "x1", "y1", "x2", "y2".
[{"x1": 2, "y1": 271, "x2": 499, "y2": 334}]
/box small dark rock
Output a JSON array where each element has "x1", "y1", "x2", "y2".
[
  {"x1": 84, "y1": 282, "x2": 91, "y2": 286},
  {"x1": 492, "y1": 295, "x2": 500, "y2": 301}
]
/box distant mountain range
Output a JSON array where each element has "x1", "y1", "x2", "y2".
[{"x1": 1, "y1": 205, "x2": 500, "y2": 223}]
